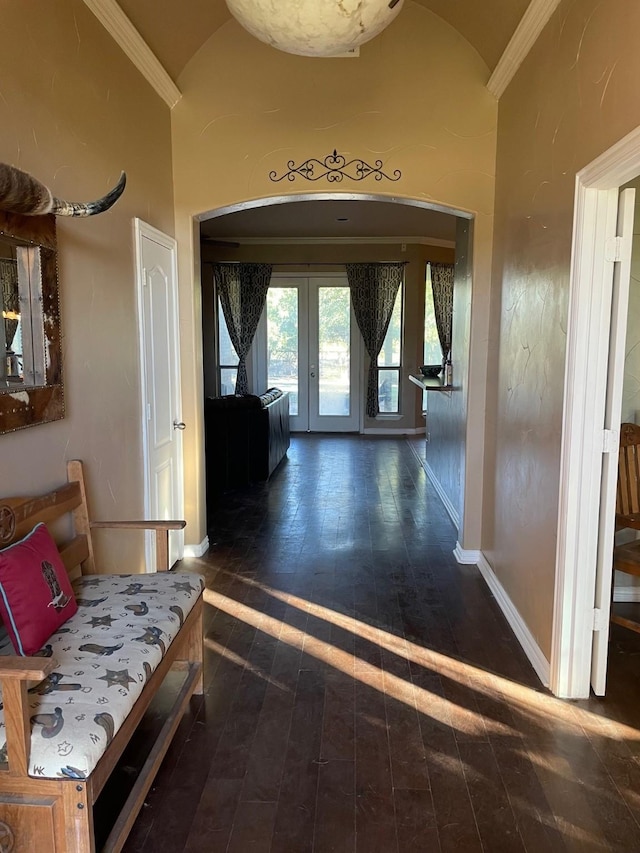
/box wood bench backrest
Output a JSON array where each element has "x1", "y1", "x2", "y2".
[{"x1": 0, "y1": 460, "x2": 95, "y2": 580}]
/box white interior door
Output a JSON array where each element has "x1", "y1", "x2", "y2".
[
  {"x1": 260, "y1": 274, "x2": 360, "y2": 432},
  {"x1": 591, "y1": 187, "x2": 636, "y2": 695},
  {"x1": 135, "y1": 219, "x2": 184, "y2": 570}
]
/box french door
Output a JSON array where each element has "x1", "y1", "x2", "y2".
[{"x1": 257, "y1": 275, "x2": 360, "y2": 432}]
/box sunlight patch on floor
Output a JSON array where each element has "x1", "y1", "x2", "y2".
[
  {"x1": 208, "y1": 571, "x2": 640, "y2": 742},
  {"x1": 203, "y1": 637, "x2": 292, "y2": 692},
  {"x1": 204, "y1": 587, "x2": 504, "y2": 737}
]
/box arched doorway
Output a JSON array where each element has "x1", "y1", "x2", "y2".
[{"x1": 194, "y1": 191, "x2": 479, "y2": 553}]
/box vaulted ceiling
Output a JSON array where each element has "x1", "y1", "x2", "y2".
[
  {"x1": 117, "y1": 0, "x2": 532, "y2": 83},
  {"x1": 104, "y1": 0, "x2": 535, "y2": 241}
]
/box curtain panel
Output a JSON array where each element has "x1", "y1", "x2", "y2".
[
  {"x1": 212, "y1": 262, "x2": 273, "y2": 395},
  {"x1": 346, "y1": 262, "x2": 405, "y2": 418},
  {"x1": 430, "y1": 262, "x2": 455, "y2": 362}
]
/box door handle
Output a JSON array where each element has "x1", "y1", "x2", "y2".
[{"x1": 173, "y1": 420, "x2": 186, "y2": 430}]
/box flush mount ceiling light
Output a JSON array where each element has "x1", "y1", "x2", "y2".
[{"x1": 225, "y1": 0, "x2": 405, "y2": 57}]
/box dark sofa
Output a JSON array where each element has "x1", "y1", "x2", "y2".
[{"x1": 204, "y1": 388, "x2": 290, "y2": 500}]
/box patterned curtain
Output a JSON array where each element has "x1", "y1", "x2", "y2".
[
  {"x1": 346, "y1": 262, "x2": 405, "y2": 418},
  {"x1": 431, "y1": 262, "x2": 455, "y2": 361},
  {"x1": 0, "y1": 258, "x2": 19, "y2": 350},
  {"x1": 213, "y1": 262, "x2": 273, "y2": 395}
]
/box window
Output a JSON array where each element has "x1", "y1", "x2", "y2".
[
  {"x1": 377, "y1": 284, "x2": 403, "y2": 414},
  {"x1": 217, "y1": 297, "x2": 239, "y2": 395},
  {"x1": 423, "y1": 263, "x2": 441, "y2": 366}
]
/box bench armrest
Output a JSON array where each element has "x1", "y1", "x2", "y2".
[
  {"x1": 90, "y1": 520, "x2": 187, "y2": 571},
  {"x1": 90, "y1": 520, "x2": 186, "y2": 530},
  {"x1": 0, "y1": 656, "x2": 56, "y2": 776},
  {"x1": 0, "y1": 656, "x2": 56, "y2": 682}
]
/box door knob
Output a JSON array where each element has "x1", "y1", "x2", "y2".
[{"x1": 173, "y1": 420, "x2": 186, "y2": 430}]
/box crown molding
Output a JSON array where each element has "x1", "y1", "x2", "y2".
[
  {"x1": 487, "y1": 0, "x2": 561, "y2": 100},
  {"x1": 204, "y1": 236, "x2": 456, "y2": 248},
  {"x1": 83, "y1": 0, "x2": 182, "y2": 108}
]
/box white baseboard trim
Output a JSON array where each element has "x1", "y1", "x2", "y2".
[
  {"x1": 423, "y1": 461, "x2": 460, "y2": 530},
  {"x1": 363, "y1": 427, "x2": 426, "y2": 435},
  {"x1": 613, "y1": 586, "x2": 640, "y2": 603},
  {"x1": 454, "y1": 543, "x2": 481, "y2": 564},
  {"x1": 83, "y1": 0, "x2": 182, "y2": 108},
  {"x1": 477, "y1": 552, "x2": 550, "y2": 687},
  {"x1": 183, "y1": 536, "x2": 209, "y2": 559}
]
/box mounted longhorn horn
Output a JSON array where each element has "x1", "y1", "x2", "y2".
[{"x1": 0, "y1": 163, "x2": 126, "y2": 217}]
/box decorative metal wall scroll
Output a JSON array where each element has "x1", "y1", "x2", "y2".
[{"x1": 269, "y1": 150, "x2": 401, "y2": 183}]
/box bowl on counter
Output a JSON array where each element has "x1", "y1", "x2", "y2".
[{"x1": 419, "y1": 365, "x2": 442, "y2": 378}]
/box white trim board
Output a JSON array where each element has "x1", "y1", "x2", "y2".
[
  {"x1": 453, "y1": 544, "x2": 480, "y2": 564},
  {"x1": 199, "y1": 193, "x2": 473, "y2": 224},
  {"x1": 184, "y1": 536, "x2": 210, "y2": 559},
  {"x1": 406, "y1": 440, "x2": 461, "y2": 530},
  {"x1": 83, "y1": 0, "x2": 182, "y2": 108},
  {"x1": 423, "y1": 461, "x2": 460, "y2": 531},
  {"x1": 477, "y1": 554, "x2": 550, "y2": 688},
  {"x1": 487, "y1": 0, "x2": 561, "y2": 99},
  {"x1": 453, "y1": 545, "x2": 551, "y2": 687}
]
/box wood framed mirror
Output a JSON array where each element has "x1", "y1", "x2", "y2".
[{"x1": 0, "y1": 211, "x2": 63, "y2": 434}]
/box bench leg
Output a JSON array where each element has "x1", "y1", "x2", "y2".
[
  {"x1": 61, "y1": 782, "x2": 95, "y2": 853},
  {"x1": 188, "y1": 601, "x2": 204, "y2": 694}
]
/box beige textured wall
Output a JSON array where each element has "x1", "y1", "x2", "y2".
[
  {"x1": 487, "y1": 0, "x2": 640, "y2": 659},
  {"x1": 173, "y1": 2, "x2": 497, "y2": 547},
  {"x1": 0, "y1": 2, "x2": 174, "y2": 571}
]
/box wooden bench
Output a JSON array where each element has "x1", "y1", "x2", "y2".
[{"x1": 0, "y1": 460, "x2": 204, "y2": 852}]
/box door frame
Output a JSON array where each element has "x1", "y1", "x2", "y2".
[
  {"x1": 134, "y1": 218, "x2": 185, "y2": 572},
  {"x1": 551, "y1": 125, "x2": 640, "y2": 698},
  {"x1": 201, "y1": 190, "x2": 477, "y2": 548}
]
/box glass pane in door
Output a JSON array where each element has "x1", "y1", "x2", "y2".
[
  {"x1": 318, "y1": 286, "x2": 350, "y2": 416},
  {"x1": 267, "y1": 287, "x2": 299, "y2": 416}
]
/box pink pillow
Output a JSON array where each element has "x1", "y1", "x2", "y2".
[{"x1": 0, "y1": 522, "x2": 78, "y2": 655}]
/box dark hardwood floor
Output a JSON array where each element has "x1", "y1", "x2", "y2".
[{"x1": 119, "y1": 435, "x2": 640, "y2": 853}]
